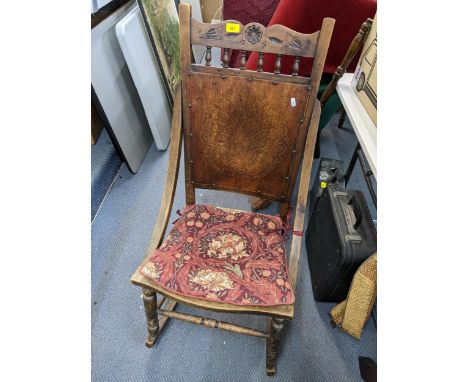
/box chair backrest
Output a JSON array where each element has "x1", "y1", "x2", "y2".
[{"x1": 179, "y1": 4, "x2": 334, "y2": 219}]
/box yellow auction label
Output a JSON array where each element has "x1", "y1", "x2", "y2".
[
  {"x1": 226, "y1": 23, "x2": 241, "y2": 34},
  {"x1": 320, "y1": 182, "x2": 327, "y2": 189}
]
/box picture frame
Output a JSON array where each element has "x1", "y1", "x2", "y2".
[{"x1": 138, "y1": 0, "x2": 181, "y2": 106}]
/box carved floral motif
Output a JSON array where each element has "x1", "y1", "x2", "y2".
[{"x1": 245, "y1": 25, "x2": 263, "y2": 44}]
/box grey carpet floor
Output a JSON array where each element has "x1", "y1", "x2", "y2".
[
  {"x1": 91, "y1": 113, "x2": 377, "y2": 381},
  {"x1": 91, "y1": 128, "x2": 123, "y2": 221}
]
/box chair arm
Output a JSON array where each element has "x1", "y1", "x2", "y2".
[
  {"x1": 131, "y1": 84, "x2": 182, "y2": 279},
  {"x1": 288, "y1": 100, "x2": 321, "y2": 290}
]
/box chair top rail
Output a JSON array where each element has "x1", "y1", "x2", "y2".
[{"x1": 191, "y1": 18, "x2": 320, "y2": 58}]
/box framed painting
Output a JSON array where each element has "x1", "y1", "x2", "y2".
[{"x1": 138, "y1": 0, "x2": 181, "y2": 106}]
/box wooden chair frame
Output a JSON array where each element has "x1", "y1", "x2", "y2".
[{"x1": 131, "y1": 4, "x2": 334, "y2": 376}]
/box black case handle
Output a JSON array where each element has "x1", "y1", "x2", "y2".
[{"x1": 348, "y1": 196, "x2": 363, "y2": 229}]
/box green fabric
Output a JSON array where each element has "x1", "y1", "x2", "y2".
[{"x1": 317, "y1": 83, "x2": 343, "y2": 131}]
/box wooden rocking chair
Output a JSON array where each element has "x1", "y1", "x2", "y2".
[{"x1": 131, "y1": 4, "x2": 334, "y2": 376}]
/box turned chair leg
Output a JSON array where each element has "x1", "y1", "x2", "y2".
[
  {"x1": 142, "y1": 288, "x2": 160, "y2": 348},
  {"x1": 266, "y1": 317, "x2": 285, "y2": 376}
]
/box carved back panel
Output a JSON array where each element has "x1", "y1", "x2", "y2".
[
  {"x1": 187, "y1": 72, "x2": 310, "y2": 202},
  {"x1": 178, "y1": 4, "x2": 334, "y2": 214}
]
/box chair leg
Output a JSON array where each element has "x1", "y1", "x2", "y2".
[
  {"x1": 250, "y1": 196, "x2": 272, "y2": 211},
  {"x1": 266, "y1": 317, "x2": 285, "y2": 376},
  {"x1": 142, "y1": 288, "x2": 159, "y2": 348},
  {"x1": 338, "y1": 108, "x2": 346, "y2": 129}
]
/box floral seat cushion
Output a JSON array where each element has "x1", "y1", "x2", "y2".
[{"x1": 140, "y1": 204, "x2": 294, "y2": 306}]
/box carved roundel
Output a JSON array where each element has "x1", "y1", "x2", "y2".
[
  {"x1": 199, "y1": 89, "x2": 288, "y2": 180},
  {"x1": 245, "y1": 25, "x2": 263, "y2": 44}
]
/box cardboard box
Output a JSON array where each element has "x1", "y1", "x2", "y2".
[{"x1": 352, "y1": 15, "x2": 377, "y2": 125}]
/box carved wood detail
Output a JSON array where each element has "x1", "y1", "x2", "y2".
[
  {"x1": 245, "y1": 24, "x2": 263, "y2": 44},
  {"x1": 191, "y1": 19, "x2": 320, "y2": 58},
  {"x1": 199, "y1": 88, "x2": 288, "y2": 180},
  {"x1": 186, "y1": 72, "x2": 310, "y2": 202}
]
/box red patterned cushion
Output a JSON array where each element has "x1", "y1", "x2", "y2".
[{"x1": 140, "y1": 204, "x2": 294, "y2": 306}]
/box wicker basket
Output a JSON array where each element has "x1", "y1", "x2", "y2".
[{"x1": 330, "y1": 253, "x2": 377, "y2": 339}]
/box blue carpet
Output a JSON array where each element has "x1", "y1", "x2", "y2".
[
  {"x1": 91, "y1": 128, "x2": 123, "y2": 221},
  {"x1": 91, "y1": 112, "x2": 376, "y2": 381}
]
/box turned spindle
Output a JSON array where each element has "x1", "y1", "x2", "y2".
[
  {"x1": 257, "y1": 52, "x2": 264, "y2": 72},
  {"x1": 223, "y1": 48, "x2": 230, "y2": 68},
  {"x1": 291, "y1": 56, "x2": 300, "y2": 76},
  {"x1": 240, "y1": 50, "x2": 247, "y2": 70},
  {"x1": 274, "y1": 54, "x2": 282, "y2": 74},
  {"x1": 205, "y1": 46, "x2": 212, "y2": 66}
]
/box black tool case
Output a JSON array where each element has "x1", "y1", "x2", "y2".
[
  {"x1": 305, "y1": 185, "x2": 377, "y2": 302},
  {"x1": 309, "y1": 158, "x2": 345, "y2": 213}
]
